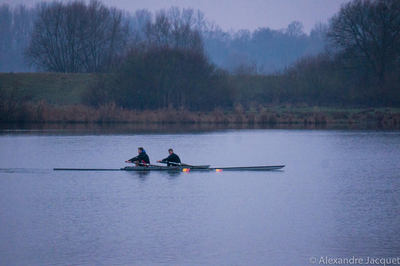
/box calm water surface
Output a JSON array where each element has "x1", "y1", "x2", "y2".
[{"x1": 0, "y1": 128, "x2": 399, "y2": 265}]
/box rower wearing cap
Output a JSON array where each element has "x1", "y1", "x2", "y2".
[
  {"x1": 125, "y1": 147, "x2": 150, "y2": 166},
  {"x1": 157, "y1": 148, "x2": 181, "y2": 166}
]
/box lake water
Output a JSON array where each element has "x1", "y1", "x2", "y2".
[{"x1": 0, "y1": 127, "x2": 399, "y2": 265}]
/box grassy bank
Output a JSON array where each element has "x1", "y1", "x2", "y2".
[
  {"x1": 1, "y1": 73, "x2": 400, "y2": 128},
  {"x1": 0, "y1": 72, "x2": 96, "y2": 105}
]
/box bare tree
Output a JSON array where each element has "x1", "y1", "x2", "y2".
[
  {"x1": 144, "y1": 7, "x2": 204, "y2": 52},
  {"x1": 127, "y1": 9, "x2": 152, "y2": 45},
  {"x1": 286, "y1": 21, "x2": 305, "y2": 37},
  {"x1": 26, "y1": 0, "x2": 128, "y2": 72},
  {"x1": 327, "y1": 0, "x2": 400, "y2": 84}
]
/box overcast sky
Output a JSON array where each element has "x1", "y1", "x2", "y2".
[{"x1": 1, "y1": 0, "x2": 350, "y2": 32}]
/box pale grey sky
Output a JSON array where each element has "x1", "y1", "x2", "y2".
[{"x1": 1, "y1": 0, "x2": 350, "y2": 32}]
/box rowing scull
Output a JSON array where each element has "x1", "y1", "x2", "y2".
[{"x1": 54, "y1": 165, "x2": 284, "y2": 172}]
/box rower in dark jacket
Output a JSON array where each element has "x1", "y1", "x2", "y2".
[
  {"x1": 125, "y1": 147, "x2": 150, "y2": 166},
  {"x1": 157, "y1": 148, "x2": 181, "y2": 166}
]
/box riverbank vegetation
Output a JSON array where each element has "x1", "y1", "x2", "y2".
[{"x1": 1, "y1": 99, "x2": 400, "y2": 128}]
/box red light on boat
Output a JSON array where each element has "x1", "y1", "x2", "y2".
[
  {"x1": 215, "y1": 169, "x2": 223, "y2": 172},
  {"x1": 182, "y1": 168, "x2": 190, "y2": 172}
]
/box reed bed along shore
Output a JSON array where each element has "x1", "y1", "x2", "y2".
[{"x1": 1, "y1": 101, "x2": 400, "y2": 128}]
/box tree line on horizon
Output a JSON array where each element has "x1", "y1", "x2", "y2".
[
  {"x1": 0, "y1": 0, "x2": 323, "y2": 73},
  {"x1": 0, "y1": 0, "x2": 399, "y2": 110}
]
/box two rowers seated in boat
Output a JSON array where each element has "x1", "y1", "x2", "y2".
[{"x1": 125, "y1": 147, "x2": 181, "y2": 167}]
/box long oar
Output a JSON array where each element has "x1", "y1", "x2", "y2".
[{"x1": 54, "y1": 168, "x2": 121, "y2": 171}]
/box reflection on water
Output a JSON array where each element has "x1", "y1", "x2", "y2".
[
  {"x1": 0, "y1": 128, "x2": 399, "y2": 265},
  {"x1": 125, "y1": 170, "x2": 184, "y2": 180}
]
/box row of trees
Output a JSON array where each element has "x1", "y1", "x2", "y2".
[
  {"x1": 0, "y1": 1, "x2": 325, "y2": 73},
  {"x1": 204, "y1": 21, "x2": 326, "y2": 74},
  {"x1": 27, "y1": 2, "x2": 208, "y2": 73}
]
